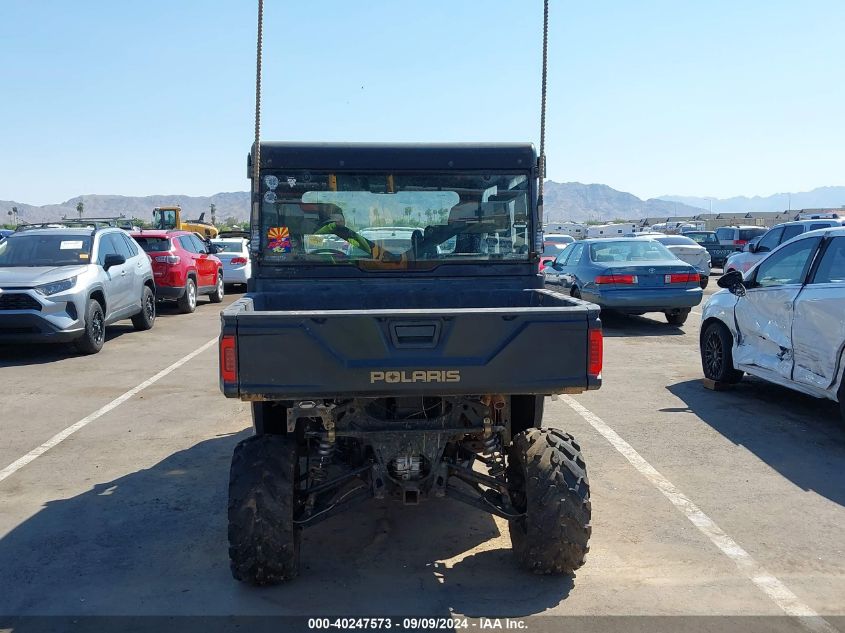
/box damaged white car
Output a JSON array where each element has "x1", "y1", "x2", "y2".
[{"x1": 700, "y1": 227, "x2": 845, "y2": 422}]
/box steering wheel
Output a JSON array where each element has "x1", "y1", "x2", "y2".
[
  {"x1": 315, "y1": 222, "x2": 373, "y2": 251},
  {"x1": 309, "y1": 248, "x2": 350, "y2": 258}
]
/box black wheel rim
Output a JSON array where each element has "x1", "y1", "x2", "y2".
[
  {"x1": 145, "y1": 293, "x2": 155, "y2": 321},
  {"x1": 704, "y1": 330, "x2": 723, "y2": 378},
  {"x1": 92, "y1": 310, "x2": 104, "y2": 345}
]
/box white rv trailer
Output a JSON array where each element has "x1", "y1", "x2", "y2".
[
  {"x1": 544, "y1": 221, "x2": 587, "y2": 239},
  {"x1": 586, "y1": 223, "x2": 639, "y2": 238}
]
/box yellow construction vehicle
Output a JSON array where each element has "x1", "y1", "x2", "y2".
[{"x1": 151, "y1": 205, "x2": 219, "y2": 238}]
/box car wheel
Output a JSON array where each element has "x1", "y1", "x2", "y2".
[
  {"x1": 210, "y1": 272, "x2": 224, "y2": 303},
  {"x1": 701, "y1": 321, "x2": 744, "y2": 383},
  {"x1": 699, "y1": 276, "x2": 709, "y2": 290},
  {"x1": 131, "y1": 286, "x2": 156, "y2": 331},
  {"x1": 665, "y1": 309, "x2": 690, "y2": 326},
  {"x1": 177, "y1": 278, "x2": 197, "y2": 314},
  {"x1": 571, "y1": 287, "x2": 581, "y2": 299},
  {"x1": 75, "y1": 299, "x2": 106, "y2": 354}
]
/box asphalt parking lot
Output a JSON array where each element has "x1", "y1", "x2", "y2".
[{"x1": 0, "y1": 281, "x2": 843, "y2": 630}]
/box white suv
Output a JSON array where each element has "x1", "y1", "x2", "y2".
[{"x1": 725, "y1": 219, "x2": 845, "y2": 273}]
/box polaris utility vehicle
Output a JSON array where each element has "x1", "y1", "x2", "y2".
[
  {"x1": 0, "y1": 225, "x2": 156, "y2": 352},
  {"x1": 219, "y1": 143, "x2": 602, "y2": 584}
]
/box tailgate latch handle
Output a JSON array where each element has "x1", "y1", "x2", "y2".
[{"x1": 390, "y1": 321, "x2": 440, "y2": 349}]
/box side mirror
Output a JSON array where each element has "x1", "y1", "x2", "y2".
[
  {"x1": 207, "y1": 243, "x2": 220, "y2": 254},
  {"x1": 747, "y1": 242, "x2": 758, "y2": 254},
  {"x1": 103, "y1": 253, "x2": 126, "y2": 270},
  {"x1": 717, "y1": 269, "x2": 746, "y2": 296}
]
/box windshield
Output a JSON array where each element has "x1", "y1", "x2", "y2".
[
  {"x1": 589, "y1": 240, "x2": 676, "y2": 262},
  {"x1": 257, "y1": 171, "x2": 531, "y2": 267},
  {"x1": 134, "y1": 236, "x2": 172, "y2": 252},
  {"x1": 152, "y1": 209, "x2": 177, "y2": 230},
  {"x1": 0, "y1": 234, "x2": 93, "y2": 267},
  {"x1": 211, "y1": 240, "x2": 246, "y2": 253}
]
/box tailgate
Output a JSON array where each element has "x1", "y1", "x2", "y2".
[{"x1": 221, "y1": 299, "x2": 600, "y2": 399}]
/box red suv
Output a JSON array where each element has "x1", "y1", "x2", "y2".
[{"x1": 131, "y1": 230, "x2": 224, "y2": 313}]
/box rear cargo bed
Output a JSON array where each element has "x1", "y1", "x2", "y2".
[{"x1": 221, "y1": 288, "x2": 601, "y2": 399}]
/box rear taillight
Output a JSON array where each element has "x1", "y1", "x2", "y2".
[
  {"x1": 665, "y1": 272, "x2": 700, "y2": 284},
  {"x1": 588, "y1": 329, "x2": 603, "y2": 377},
  {"x1": 595, "y1": 274, "x2": 637, "y2": 285},
  {"x1": 735, "y1": 240, "x2": 748, "y2": 245},
  {"x1": 220, "y1": 335, "x2": 237, "y2": 383},
  {"x1": 231, "y1": 257, "x2": 248, "y2": 265},
  {"x1": 155, "y1": 255, "x2": 180, "y2": 265}
]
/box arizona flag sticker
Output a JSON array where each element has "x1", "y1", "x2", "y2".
[{"x1": 267, "y1": 227, "x2": 291, "y2": 253}]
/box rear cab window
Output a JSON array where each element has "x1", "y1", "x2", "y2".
[{"x1": 256, "y1": 170, "x2": 532, "y2": 268}]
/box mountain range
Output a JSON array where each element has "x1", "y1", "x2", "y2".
[
  {"x1": 659, "y1": 186, "x2": 845, "y2": 215},
  {"x1": 4, "y1": 183, "x2": 844, "y2": 226}
]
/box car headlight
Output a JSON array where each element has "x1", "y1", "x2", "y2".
[{"x1": 35, "y1": 276, "x2": 77, "y2": 296}]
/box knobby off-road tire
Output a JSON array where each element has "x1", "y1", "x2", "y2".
[
  {"x1": 209, "y1": 272, "x2": 224, "y2": 303},
  {"x1": 228, "y1": 434, "x2": 300, "y2": 585},
  {"x1": 701, "y1": 321, "x2": 744, "y2": 384},
  {"x1": 131, "y1": 286, "x2": 156, "y2": 331},
  {"x1": 507, "y1": 428, "x2": 591, "y2": 575},
  {"x1": 177, "y1": 278, "x2": 197, "y2": 314},
  {"x1": 74, "y1": 299, "x2": 105, "y2": 354}
]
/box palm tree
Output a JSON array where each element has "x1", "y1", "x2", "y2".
[{"x1": 76, "y1": 201, "x2": 84, "y2": 220}]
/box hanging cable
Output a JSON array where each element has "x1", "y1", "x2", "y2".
[
  {"x1": 538, "y1": 0, "x2": 549, "y2": 227},
  {"x1": 252, "y1": 0, "x2": 264, "y2": 202}
]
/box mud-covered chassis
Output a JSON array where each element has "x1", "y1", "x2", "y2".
[{"x1": 228, "y1": 395, "x2": 591, "y2": 584}]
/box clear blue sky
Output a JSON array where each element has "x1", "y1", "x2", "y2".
[{"x1": 1, "y1": 0, "x2": 843, "y2": 205}]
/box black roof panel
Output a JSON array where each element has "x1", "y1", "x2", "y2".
[{"x1": 252, "y1": 142, "x2": 537, "y2": 173}]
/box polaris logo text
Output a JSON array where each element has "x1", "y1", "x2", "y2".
[{"x1": 370, "y1": 370, "x2": 461, "y2": 384}]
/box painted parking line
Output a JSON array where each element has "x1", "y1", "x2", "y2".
[
  {"x1": 560, "y1": 395, "x2": 837, "y2": 633},
  {"x1": 0, "y1": 338, "x2": 218, "y2": 485}
]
